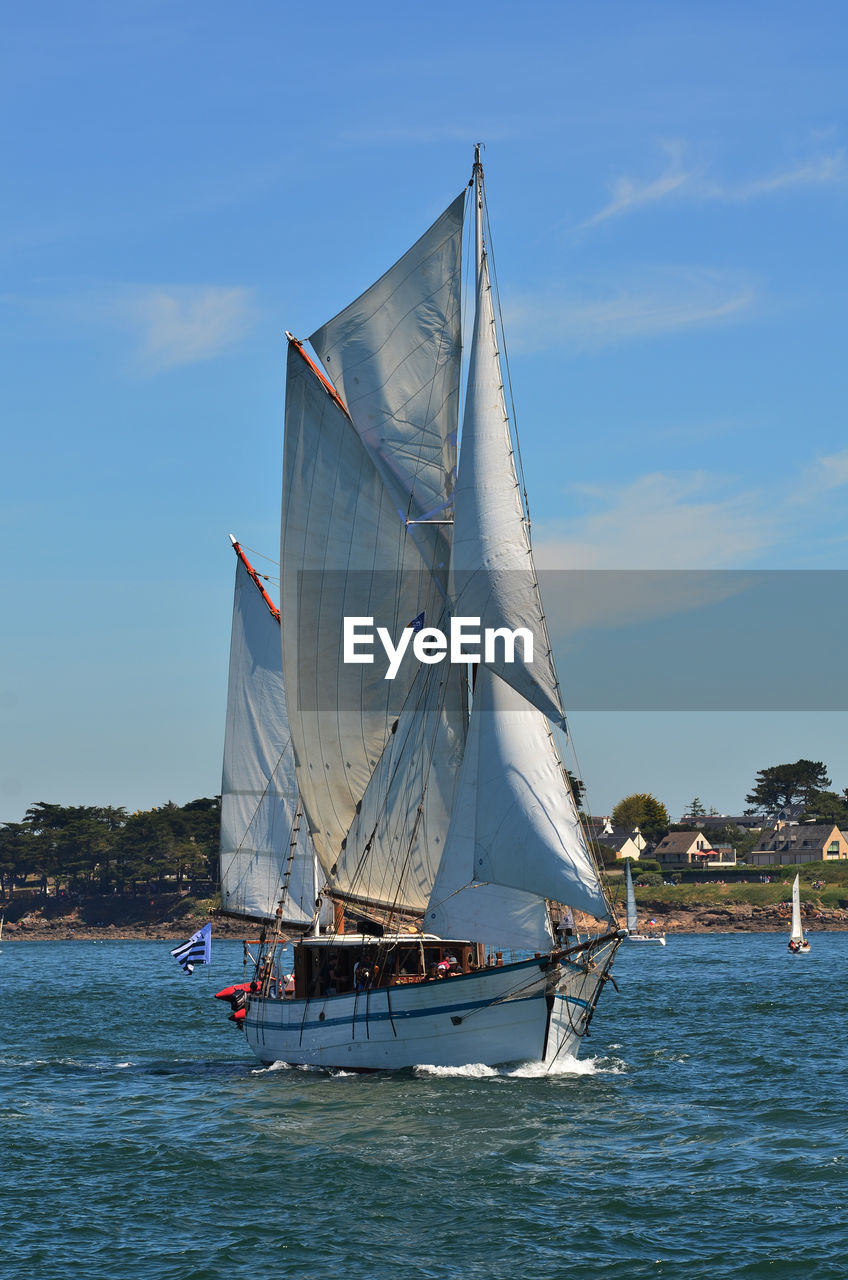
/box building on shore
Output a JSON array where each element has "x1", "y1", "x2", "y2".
[
  {"x1": 653, "y1": 830, "x2": 738, "y2": 871},
  {"x1": 748, "y1": 823, "x2": 848, "y2": 867}
]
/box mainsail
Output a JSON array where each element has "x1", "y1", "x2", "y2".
[
  {"x1": 219, "y1": 540, "x2": 321, "y2": 929},
  {"x1": 281, "y1": 198, "x2": 467, "y2": 906}
]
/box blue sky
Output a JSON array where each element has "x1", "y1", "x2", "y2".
[{"x1": 2, "y1": 0, "x2": 846, "y2": 824}]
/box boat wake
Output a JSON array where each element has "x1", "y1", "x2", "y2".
[
  {"x1": 414, "y1": 1054, "x2": 626, "y2": 1079},
  {"x1": 250, "y1": 1055, "x2": 627, "y2": 1079}
]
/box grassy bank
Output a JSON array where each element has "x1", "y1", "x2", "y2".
[{"x1": 610, "y1": 862, "x2": 848, "y2": 913}]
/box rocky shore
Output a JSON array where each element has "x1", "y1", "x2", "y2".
[
  {"x1": 4, "y1": 899, "x2": 848, "y2": 940},
  {"x1": 635, "y1": 902, "x2": 848, "y2": 934},
  {"x1": 0, "y1": 897, "x2": 248, "y2": 943}
]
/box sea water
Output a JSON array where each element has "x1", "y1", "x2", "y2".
[{"x1": 2, "y1": 933, "x2": 847, "y2": 1279}]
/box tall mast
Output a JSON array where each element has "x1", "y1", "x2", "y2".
[{"x1": 473, "y1": 143, "x2": 484, "y2": 286}]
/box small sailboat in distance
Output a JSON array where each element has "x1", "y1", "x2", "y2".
[
  {"x1": 623, "y1": 859, "x2": 666, "y2": 945},
  {"x1": 787, "y1": 874, "x2": 810, "y2": 953}
]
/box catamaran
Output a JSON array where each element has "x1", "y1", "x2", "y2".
[{"x1": 217, "y1": 149, "x2": 625, "y2": 1070}]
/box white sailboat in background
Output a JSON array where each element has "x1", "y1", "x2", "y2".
[
  {"x1": 219, "y1": 149, "x2": 624, "y2": 1070},
  {"x1": 623, "y1": 858, "x2": 666, "y2": 945},
  {"x1": 787, "y1": 874, "x2": 810, "y2": 953}
]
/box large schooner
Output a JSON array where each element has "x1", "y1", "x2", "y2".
[{"x1": 217, "y1": 149, "x2": 624, "y2": 1069}]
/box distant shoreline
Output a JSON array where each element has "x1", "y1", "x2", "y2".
[{"x1": 4, "y1": 899, "x2": 848, "y2": 941}]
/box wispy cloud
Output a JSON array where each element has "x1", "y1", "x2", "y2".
[
  {"x1": 718, "y1": 152, "x2": 848, "y2": 200},
  {"x1": 505, "y1": 268, "x2": 755, "y2": 351},
  {"x1": 581, "y1": 144, "x2": 847, "y2": 228},
  {"x1": 533, "y1": 444, "x2": 848, "y2": 573},
  {"x1": 534, "y1": 472, "x2": 775, "y2": 570},
  {"x1": 120, "y1": 286, "x2": 255, "y2": 371},
  {"x1": 581, "y1": 141, "x2": 696, "y2": 228},
  {"x1": 790, "y1": 447, "x2": 848, "y2": 503},
  {"x1": 1, "y1": 282, "x2": 256, "y2": 372}
]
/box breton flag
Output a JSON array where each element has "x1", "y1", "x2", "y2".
[
  {"x1": 170, "y1": 922, "x2": 212, "y2": 973},
  {"x1": 407, "y1": 612, "x2": 425, "y2": 632}
]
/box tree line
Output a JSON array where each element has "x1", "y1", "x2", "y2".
[
  {"x1": 3, "y1": 760, "x2": 845, "y2": 900},
  {"x1": 0, "y1": 798, "x2": 221, "y2": 899},
  {"x1": 607, "y1": 759, "x2": 848, "y2": 850}
]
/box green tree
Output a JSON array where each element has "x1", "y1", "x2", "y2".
[
  {"x1": 686, "y1": 797, "x2": 706, "y2": 818},
  {"x1": 799, "y1": 790, "x2": 848, "y2": 827},
  {"x1": 7, "y1": 795, "x2": 220, "y2": 898},
  {"x1": 23, "y1": 803, "x2": 127, "y2": 892},
  {"x1": 745, "y1": 760, "x2": 831, "y2": 811},
  {"x1": 115, "y1": 799, "x2": 219, "y2": 893},
  {"x1": 0, "y1": 822, "x2": 37, "y2": 897},
  {"x1": 611, "y1": 793, "x2": 670, "y2": 842},
  {"x1": 700, "y1": 821, "x2": 760, "y2": 863}
]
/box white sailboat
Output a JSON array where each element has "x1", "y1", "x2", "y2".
[
  {"x1": 787, "y1": 874, "x2": 810, "y2": 953},
  {"x1": 623, "y1": 858, "x2": 666, "y2": 945},
  {"x1": 222, "y1": 149, "x2": 624, "y2": 1070}
]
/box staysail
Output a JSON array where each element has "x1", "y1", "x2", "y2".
[
  {"x1": 426, "y1": 158, "x2": 612, "y2": 940},
  {"x1": 449, "y1": 196, "x2": 566, "y2": 729},
  {"x1": 220, "y1": 542, "x2": 321, "y2": 928}
]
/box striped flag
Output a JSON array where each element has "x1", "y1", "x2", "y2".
[{"x1": 170, "y1": 922, "x2": 212, "y2": 973}]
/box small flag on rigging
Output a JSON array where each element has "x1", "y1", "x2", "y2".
[
  {"x1": 407, "y1": 612, "x2": 425, "y2": 632},
  {"x1": 170, "y1": 922, "x2": 212, "y2": 973}
]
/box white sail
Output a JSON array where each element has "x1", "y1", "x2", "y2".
[
  {"x1": 220, "y1": 553, "x2": 319, "y2": 927},
  {"x1": 426, "y1": 678, "x2": 555, "y2": 951},
  {"x1": 309, "y1": 193, "x2": 465, "y2": 543},
  {"x1": 624, "y1": 858, "x2": 638, "y2": 933},
  {"x1": 330, "y1": 660, "x2": 466, "y2": 913},
  {"x1": 281, "y1": 343, "x2": 447, "y2": 880},
  {"x1": 449, "y1": 240, "x2": 566, "y2": 728},
  {"x1": 427, "y1": 667, "x2": 611, "y2": 925},
  {"x1": 790, "y1": 874, "x2": 805, "y2": 944}
]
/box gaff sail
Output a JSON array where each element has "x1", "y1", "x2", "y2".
[{"x1": 220, "y1": 540, "x2": 323, "y2": 929}]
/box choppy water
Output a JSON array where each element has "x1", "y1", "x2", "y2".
[{"x1": 3, "y1": 933, "x2": 847, "y2": 1279}]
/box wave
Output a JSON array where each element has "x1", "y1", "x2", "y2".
[{"x1": 413, "y1": 1053, "x2": 627, "y2": 1079}]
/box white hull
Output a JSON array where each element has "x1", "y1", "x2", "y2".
[
  {"x1": 244, "y1": 940, "x2": 620, "y2": 1070},
  {"x1": 626, "y1": 933, "x2": 666, "y2": 945}
]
